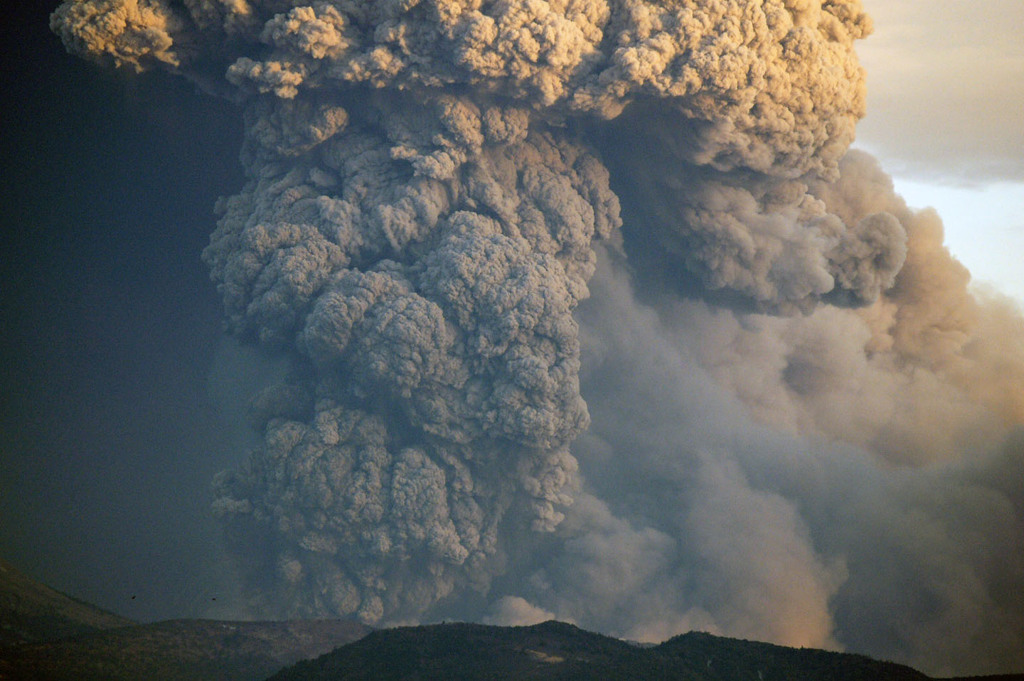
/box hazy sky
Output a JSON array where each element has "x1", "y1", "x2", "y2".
[
  {"x1": 0, "y1": 5, "x2": 247, "y2": 621},
  {"x1": 855, "y1": 0, "x2": 1024, "y2": 302}
]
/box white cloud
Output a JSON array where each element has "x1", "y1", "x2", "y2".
[
  {"x1": 855, "y1": 1, "x2": 1024, "y2": 306},
  {"x1": 856, "y1": 0, "x2": 1024, "y2": 183},
  {"x1": 885, "y1": 179, "x2": 1024, "y2": 305}
]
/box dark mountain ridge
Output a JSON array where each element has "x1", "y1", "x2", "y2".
[
  {"x1": 1, "y1": 561, "x2": 1021, "y2": 681},
  {"x1": 0, "y1": 557, "x2": 132, "y2": 645},
  {"x1": 0, "y1": 556, "x2": 370, "y2": 681},
  {"x1": 1, "y1": 618, "x2": 370, "y2": 681},
  {"x1": 268, "y1": 620, "x2": 1024, "y2": 681}
]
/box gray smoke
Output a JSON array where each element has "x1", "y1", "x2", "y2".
[{"x1": 52, "y1": 0, "x2": 1024, "y2": 675}]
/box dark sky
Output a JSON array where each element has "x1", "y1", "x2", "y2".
[{"x1": 0, "y1": 3, "x2": 249, "y2": 620}]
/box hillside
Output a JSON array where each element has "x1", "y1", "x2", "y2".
[
  {"x1": 2, "y1": 561, "x2": 1021, "y2": 681},
  {"x1": 267, "y1": 621, "x2": 1024, "y2": 681},
  {"x1": 0, "y1": 618, "x2": 370, "y2": 681},
  {"x1": 0, "y1": 558, "x2": 132, "y2": 645}
]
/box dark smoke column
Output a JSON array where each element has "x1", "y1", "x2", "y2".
[
  {"x1": 52, "y1": 0, "x2": 899, "y2": 624},
  {"x1": 201, "y1": 96, "x2": 620, "y2": 620}
]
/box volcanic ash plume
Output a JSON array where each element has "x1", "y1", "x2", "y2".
[
  {"x1": 200, "y1": 97, "x2": 621, "y2": 621},
  {"x1": 53, "y1": 0, "x2": 1024, "y2": 674}
]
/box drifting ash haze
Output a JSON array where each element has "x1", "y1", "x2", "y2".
[{"x1": 51, "y1": 0, "x2": 1023, "y2": 676}]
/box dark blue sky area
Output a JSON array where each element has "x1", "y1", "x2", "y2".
[{"x1": 0, "y1": 4, "x2": 250, "y2": 620}]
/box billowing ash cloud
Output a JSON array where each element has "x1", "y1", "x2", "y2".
[{"x1": 53, "y1": 0, "x2": 1024, "y2": 675}]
